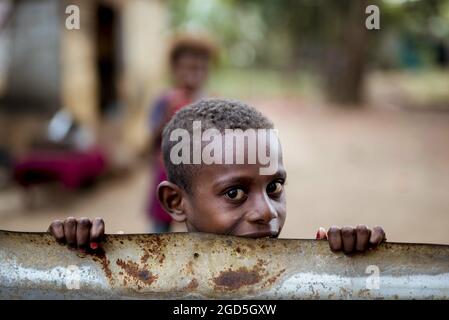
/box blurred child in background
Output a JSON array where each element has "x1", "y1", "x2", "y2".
[{"x1": 147, "y1": 35, "x2": 217, "y2": 232}]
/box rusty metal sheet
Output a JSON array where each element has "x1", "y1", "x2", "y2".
[{"x1": 0, "y1": 230, "x2": 448, "y2": 299}]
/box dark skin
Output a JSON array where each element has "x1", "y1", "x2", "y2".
[
  {"x1": 158, "y1": 162, "x2": 287, "y2": 238},
  {"x1": 172, "y1": 53, "x2": 210, "y2": 92},
  {"x1": 49, "y1": 134, "x2": 386, "y2": 254}
]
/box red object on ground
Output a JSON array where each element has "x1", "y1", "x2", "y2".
[{"x1": 13, "y1": 148, "x2": 107, "y2": 190}]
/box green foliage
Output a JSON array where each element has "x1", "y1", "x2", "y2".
[
  {"x1": 169, "y1": 0, "x2": 449, "y2": 70},
  {"x1": 169, "y1": 0, "x2": 267, "y2": 67}
]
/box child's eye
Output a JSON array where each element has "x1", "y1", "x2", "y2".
[
  {"x1": 266, "y1": 181, "x2": 283, "y2": 195},
  {"x1": 225, "y1": 188, "x2": 246, "y2": 201}
]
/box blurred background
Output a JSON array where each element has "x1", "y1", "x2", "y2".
[{"x1": 0, "y1": 0, "x2": 448, "y2": 244}]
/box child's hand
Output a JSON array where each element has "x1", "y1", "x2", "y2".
[
  {"x1": 48, "y1": 217, "x2": 105, "y2": 252},
  {"x1": 316, "y1": 225, "x2": 386, "y2": 254}
]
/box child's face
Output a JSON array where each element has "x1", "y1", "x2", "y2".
[
  {"x1": 178, "y1": 134, "x2": 286, "y2": 238},
  {"x1": 173, "y1": 54, "x2": 209, "y2": 91},
  {"x1": 184, "y1": 161, "x2": 287, "y2": 238}
]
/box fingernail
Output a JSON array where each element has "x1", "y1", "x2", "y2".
[
  {"x1": 90, "y1": 242, "x2": 98, "y2": 250},
  {"x1": 316, "y1": 227, "x2": 326, "y2": 239}
]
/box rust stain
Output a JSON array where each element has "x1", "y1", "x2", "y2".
[
  {"x1": 245, "y1": 242, "x2": 255, "y2": 250},
  {"x1": 265, "y1": 268, "x2": 286, "y2": 287},
  {"x1": 213, "y1": 266, "x2": 262, "y2": 290},
  {"x1": 139, "y1": 235, "x2": 167, "y2": 265},
  {"x1": 256, "y1": 259, "x2": 267, "y2": 268},
  {"x1": 358, "y1": 288, "x2": 371, "y2": 298},
  {"x1": 339, "y1": 287, "x2": 352, "y2": 298},
  {"x1": 89, "y1": 248, "x2": 112, "y2": 281},
  {"x1": 140, "y1": 251, "x2": 149, "y2": 264},
  {"x1": 184, "y1": 278, "x2": 199, "y2": 291},
  {"x1": 116, "y1": 259, "x2": 157, "y2": 286},
  {"x1": 212, "y1": 259, "x2": 282, "y2": 291},
  {"x1": 185, "y1": 260, "x2": 194, "y2": 275},
  {"x1": 235, "y1": 246, "x2": 248, "y2": 255}
]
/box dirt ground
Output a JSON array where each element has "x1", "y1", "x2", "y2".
[{"x1": 0, "y1": 97, "x2": 448, "y2": 244}]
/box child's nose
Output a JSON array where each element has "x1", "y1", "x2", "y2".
[{"x1": 247, "y1": 194, "x2": 278, "y2": 224}]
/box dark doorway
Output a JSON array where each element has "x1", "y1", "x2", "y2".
[{"x1": 96, "y1": 4, "x2": 119, "y2": 117}]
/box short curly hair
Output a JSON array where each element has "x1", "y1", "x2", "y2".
[{"x1": 161, "y1": 98, "x2": 274, "y2": 192}]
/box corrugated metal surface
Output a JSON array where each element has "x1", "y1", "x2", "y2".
[{"x1": 0, "y1": 230, "x2": 448, "y2": 299}]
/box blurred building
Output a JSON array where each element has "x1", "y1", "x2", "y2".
[{"x1": 0, "y1": 0, "x2": 168, "y2": 168}]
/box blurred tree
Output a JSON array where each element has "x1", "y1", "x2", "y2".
[
  {"x1": 169, "y1": 0, "x2": 449, "y2": 105},
  {"x1": 381, "y1": 0, "x2": 449, "y2": 68},
  {"x1": 240, "y1": 0, "x2": 372, "y2": 105},
  {"x1": 242, "y1": 0, "x2": 449, "y2": 104},
  {"x1": 321, "y1": 0, "x2": 370, "y2": 105}
]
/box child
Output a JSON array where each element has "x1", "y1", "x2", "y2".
[
  {"x1": 147, "y1": 35, "x2": 217, "y2": 233},
  {"x1": 48, "y1": 98, "x2": 386, "y2": 254}
]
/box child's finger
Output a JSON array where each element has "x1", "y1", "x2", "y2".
[
  {"x1": 90, "y1": 217, "x2": 105, "y2": 249},
  {"x1": 341, "y1": 226, "x2": 356, "y2": 254},
  {"x1": 48, "y1": 220, "x2": 65, "y2": 244},
  {"x1": 369, "y1": 226, "x2": 386, "y2": 247},
  {"x1": 327, "y1": 226, "x2": 342, "y2": 251},
  {"x1": 316, "y1": 227, "x2": 327, "y2": 240},
  {"x1": 76, "y1": 218, "x2": 91, "y2": 251},
  {"x1": 355, "y1": 224, "x2": 371, "y2": 252},
  {"x1": 63, "y1": 217, "x2": 77, "y2": 248}
]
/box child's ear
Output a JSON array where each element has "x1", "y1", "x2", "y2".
[{"x1": 157, "y1": 181, "x2": 187, "y2": 222}]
